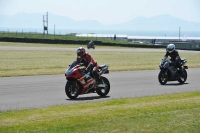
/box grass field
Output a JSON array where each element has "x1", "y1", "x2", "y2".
[
  {"x1": 0, "y1": 32, "x2": 98, "y2": 41},
  {"x1": 0, "y1": 32, "x2": 136, "y2": 44},
  {"x1": 0, "y1": 91, "x2": 200, "y2": 133},
  {"x1": 0, "y1": 42, "x2": 200, "y2": 77},
  {"x1": 0, "y1": 41, "x2": 125, "y2": 48}
]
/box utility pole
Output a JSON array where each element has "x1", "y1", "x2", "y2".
[
  {"x1": 43, "y1": 12, "x2": 48, "y2": 35},
  {"x1": 54, "y1": 24, "x2": 55, "y2": 38},
  {"x1": 47, "y1": 12, "x2": 48, "y2": 35},
  {"x1": 43, "y1": 15, "x2": 44, "y2": 34},
  {"x1": 179, "y1": 27, "x2": 180, "y2": 41},
  {"x1": 54, "y1": 25, "x2": 55, "y2": 35}
]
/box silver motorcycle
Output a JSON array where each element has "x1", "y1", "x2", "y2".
[{"x1": 158, "y1": 58, "x2": 188, "y2": 85}]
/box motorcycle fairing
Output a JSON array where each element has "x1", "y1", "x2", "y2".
[
  {"x1": 77, "y1": 73, "x2": 95, "y2": 94},
  {"x1": 98, "y1": 65, "x2": 109, "y2": 75}
]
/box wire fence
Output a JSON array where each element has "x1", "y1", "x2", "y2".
[{"x1": 0, "y1": 30, "x2": 120, "y2": 42}]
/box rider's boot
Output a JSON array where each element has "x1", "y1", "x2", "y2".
[
  {"x1": 93, "y1": 71, "x2": 104, "y2": 87},
  {"x1": 178, "y1": 68, "x2": 184, "y2": 77}
]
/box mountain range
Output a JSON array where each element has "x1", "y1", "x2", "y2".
[{"x1": 0, "y1": 12, "x2": 200, "y2": 31}]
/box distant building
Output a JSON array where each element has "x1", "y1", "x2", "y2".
[
  {"x1": 76, "y1": 33, "x2": 200, "y2": 50},
  {"x1": 76, "y1": 33, "x2": 127, "y2": 41}
]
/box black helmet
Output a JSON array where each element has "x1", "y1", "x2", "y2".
[
  {"x1": 166, "y1": 44, "x2": 175, "y2": 53},
  {"x1": 77, "y1": 47, "x2": 86, "y2": 58}
]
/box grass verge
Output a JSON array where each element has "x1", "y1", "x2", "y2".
[
  {"x1": 0, "y1": 91, "x2": 200, "y2": 133},
  {"x1": 0, "y1": 42, "x2": 200, "y2": 77},
  {"x1": 0, "y1": 32, "x2": 139, "y2": 44},
  {"x1": 0, "y1": 42, "x2": 126, "y2": 48}
]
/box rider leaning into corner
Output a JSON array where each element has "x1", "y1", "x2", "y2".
[
  {"x1": 161, "y1": 44, "x2": 183, "y2": 76},
  {"x1": 76, "y1": 47, "x2": 103, "y2": 85}
]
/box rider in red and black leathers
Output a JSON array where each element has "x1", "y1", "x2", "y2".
[{"x1": 76, "y1": 47, "x2": 101, "y2": 84}]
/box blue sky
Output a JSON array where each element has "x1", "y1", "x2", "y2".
[{"x1": 0, "y1": 0, "x2": 200, "y2": 25}]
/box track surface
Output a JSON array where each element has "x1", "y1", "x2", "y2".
[
  {"x1": 0, "y1": 68, "x2": 200, "y2": 112},
  {"x1": 0, "y1": 46, "x2": 200, "y2": 112}
]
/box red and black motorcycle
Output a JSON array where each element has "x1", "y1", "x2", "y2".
[{"x1": 65, "y1": 61, "x2": 110, "y2": 99}]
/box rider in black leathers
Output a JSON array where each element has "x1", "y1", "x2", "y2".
[
  {"x1": 161, "y1": 44, "x2": 183, "y2": 76},
  {"x1": 88, "y1": 40, "x2": 94, "y2": 48}
]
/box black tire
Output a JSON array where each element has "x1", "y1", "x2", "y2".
[
  {"x1": 65, "y1": 81, "x2": 80, "y2": 99},
  {"x1": 178, "y1": 69, "x2": 187, "y2": 84},
  {"x1": 158, "y1": 71, "x2": 168, "y2": 85},
  {"x1": 96, "y1": 76, "x2": 110, "y2": 97}
]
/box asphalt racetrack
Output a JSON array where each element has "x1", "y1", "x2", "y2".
[{"x1": 0, "y1": 46, "x2": 200, "y2": 112}]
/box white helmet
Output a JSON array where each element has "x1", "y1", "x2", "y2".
[{"x1": 166, "y1": 44, "x2": 175, "y2": 53}]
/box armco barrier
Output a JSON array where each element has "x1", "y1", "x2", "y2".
[
  {"x1": 0, "y1": 37, "x2": 166, "y2": 48},
  {"x1": 0, "y1": 37, "x2": 102, "y2": 45},
  {"x1": 99, "y1": 42, "x2": 166, "y2": 48}
]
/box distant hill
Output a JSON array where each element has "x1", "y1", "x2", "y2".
[
  {"x1": 0, "y1": 13, "x2": 199, "y2": 31},
  {"x1": 108, "y1": 14, "x2": 200, "y2": 31}
]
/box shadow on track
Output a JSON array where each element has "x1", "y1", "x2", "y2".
[
  {"x1": 161, "y1": 82, "x2": 189, "y2": 86},
  {"x1": 66, "y1": 96, "x2": 110, "y2": 101}
]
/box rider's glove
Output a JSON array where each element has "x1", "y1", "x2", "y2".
[
  {"x1": 85, "y1": 63, "x2": 92, "y2": 73},
  {"x1": 85, "y1": 69, "x2": 89, "y2": 73},
  {"x1": 169, "y1": 61, "x2": 173, "y2": 66},
  {"x1": 80, "y1": 63, "x2": 84, "y2": 66}
]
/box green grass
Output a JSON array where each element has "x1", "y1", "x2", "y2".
[
  {"x1": 0, "y1": 32, "x2": 136, "y2": 44},
  {"x1": 0, "y1": 42, "x2": 200, "y2": 77},
  {"x1": 0, "y1": 50, "x2": 199, "y2": 77},
  {"x1": 0, "y1": 42, "x2": 128, "y2": 48},
  {"x1": 0, "y1": 32, "x2": 93, "y2": 40},
  {"x1": 0, "y1": 91, "x2": 200, "y2": 133}
]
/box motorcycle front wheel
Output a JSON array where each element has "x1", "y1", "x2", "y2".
[
  {"x1": 65, "y1": 81, "x2": 80, "y2": 99},
  {"x1": 96, "y1": 76, "x2": 110, "y2": 97},
  {"x1": 178, "y1": 69, "x2": 187, "y2": 84},
  {"x1": 158, "y1": 71, "x2": 168, "y2": 85}
]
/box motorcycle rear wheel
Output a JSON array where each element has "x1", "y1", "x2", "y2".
[
  {"x1": 158, "y1": 71, "x2": 168, "y2": 85},
  {"x1": 65, "y1": 82, "x2": 80, "y2": 99},
  {"x1": 178, "y1": 69, "x2": 187, "y2": 84},
  {"x1": 96, "y1": 76, "x2": 110, "y2": 97}
]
